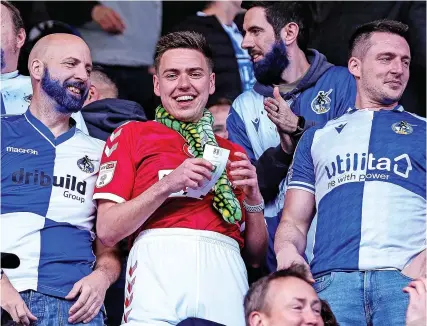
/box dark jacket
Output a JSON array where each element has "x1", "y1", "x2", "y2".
[
  {"x1": 172, "y1": 14, "x2": 243, "y2": 105},
  {"x1": 82, "y1": 98, "x2": 147, "y2": 141}
]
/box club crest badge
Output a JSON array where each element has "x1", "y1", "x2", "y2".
[
  {"x1": 392, "y1": 121, "x2": 414, "y2": 135},
  {"x1": 77, "y1": 155, "x2": 96, "y2": 173},
  {"x1": 311, "y1": 89, "x2": 333, "y2": 114}
]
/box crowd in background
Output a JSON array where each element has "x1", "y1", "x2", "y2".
[{"x1": 1, "y1": 1, "x2": 426, "y2": 326}]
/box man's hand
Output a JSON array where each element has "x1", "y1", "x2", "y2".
[
  {"x1": 65, "y1": 270, "x2": 110, "y2": 324},
  {"x1": 229, "y1": 152, "x2": 263, "y2": 204},
  {"x1": 0, "y1": 276, "x2": 37, "y2": 325},
  {"x1": 163, "y1": 158, "x2": 214, "y2": 194},
  {"x1": 404, "y1": 278, "x2": 426, "y2": 326},
  {"x1": 91, "y1": 4, "x2": 126, "y2": 34},
  {"x1": 264, "y1": 87, "x2": 299, "y2": 134},
  {"x1": 276, "y1": 245, "x2": 314, "y2": 283}
]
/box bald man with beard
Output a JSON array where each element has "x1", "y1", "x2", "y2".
[{"x1": 0, "y1": 33, "x2": 121, "y2": 326}]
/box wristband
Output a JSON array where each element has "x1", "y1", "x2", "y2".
[{"x1": 243, "y1": 199, "x2": 265, "y2": 213}]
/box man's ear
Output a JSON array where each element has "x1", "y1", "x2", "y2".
[
  {"x1": 16, "y1": 28, "x2": 26, "y2": 50},
  {"x1": 209, "y1": 72, "x2": 216, "y2": 95},
  {"x1": 348, "y1": 56, "x2": 361, "y2": 79},
  {"x1": 153, "y1": 74, "x2": 160, "y2": 97},
  {"x1": 248, "y1": 311, "x2": 265, "y2": 326},
  {"x1": 280, "y1": 22, "x2": 299, "y2": 46},
  {"x1": 30, "y1": 59, "x2": 44, "y2": 81}
]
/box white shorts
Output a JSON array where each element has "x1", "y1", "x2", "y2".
[{"x1": 122, "y1": 228, "x2": 249, "y2": 326}]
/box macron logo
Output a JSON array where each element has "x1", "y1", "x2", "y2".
[{"x1": 6, "y1": 146, "x2": 38, "y2": 155}]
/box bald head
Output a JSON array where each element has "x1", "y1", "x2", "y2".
[
  {"x1": 29, "y1": 33, "x2": 93, "y2": 114},
  {"x1": 29, "y1": 33, "x2": 91, "y2": 72}
]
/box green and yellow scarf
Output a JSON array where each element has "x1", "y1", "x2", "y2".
[{"x1": 156, "y1": 105, "x2": 242, "y2": 224}]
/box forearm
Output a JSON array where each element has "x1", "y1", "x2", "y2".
[
  {"x1": 97, "y1": 179, "x2": 171, "y2": 247},
  {"x1": 243, "y1": 211, "x2": 268, "y2": 267},
  {"x1": 274, "y1": 219, "x2": 308, "y2": 257},
  {"x1": 93, "y1": 245, "x2": 121, "y2": 287}
]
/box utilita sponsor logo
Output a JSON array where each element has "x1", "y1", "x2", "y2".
[
  {"x1": 12, "y1": 168, "x2": 87, "y2": 203},
  {"x1": 325, "y1": 153, "x2": 412, "y2": 179},
  {"x1": 6, "y1": 146, "x2": 38, "y2": 155}
]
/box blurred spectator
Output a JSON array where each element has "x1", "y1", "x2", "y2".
[
  {"x1": 83, "y1": 66, "x2": 118, "y2": 106},
  {"x1": 0, "y1": 1, "x2": 88, "y2": 133},
  {"x1": 45, "y1": 1, "x2": 162, "y2": 119},
  {"x1": 173, "y1": 1, "x2": 255, "y2": 105},
  {"x1": 308, "y1": 1, "x2": 426, "y2": 117},
  {"x1": 275, "y1": 20, "x2": 426, "y2": 326},
  {"x1": 208, "y1": 97, "x2": 232, "y2": 139},
  {"x1": 244, "y1": 264, "x2": 328, "y2": 326},
  {"x1": 227, "y1": 1, "x2": 356, "y2": 274},
  {"x1": 1, "y1": 33, "x2": 121, "y2": 326},
  {"x1": 93, "y1": 31, "x2": 267, "y2": 325}
]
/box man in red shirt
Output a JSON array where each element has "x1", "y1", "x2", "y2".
[{"x1": 93, "y1": 31, "x2": 268, "y2": 326}]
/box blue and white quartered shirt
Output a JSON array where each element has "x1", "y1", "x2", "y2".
[
  {"x1": 1, "y1": 109, "x2": 104, "y2": 297},
  {"x1": 288, "y1": 106, "x2": 426, "y2": 277}
]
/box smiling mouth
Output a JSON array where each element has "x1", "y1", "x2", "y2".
[
  {"x1": 175, "y1": 95, "x2": 195, "y2": 103},
  {"x1": 67, "y1": 86, "x2": 82, "y2": 95}
]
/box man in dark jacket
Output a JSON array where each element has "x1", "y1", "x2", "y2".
[{"x1": 227, "y1": 1, "x2": 356, "y2": 273}]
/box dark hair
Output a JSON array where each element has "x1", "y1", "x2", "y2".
[
  {"x1": 154, "y1": 31, "x2": 214, "y2": 72},
  {"x1": 1, "y1": 1, "x2": 24, "y2": 34},
  {"x1": 244, "y1": 264, "x2": 311, "y2": 325},
  {"x1": 321, "y1": 299, "x2": 339, "y2": 326},
  {"x1": 242, "y1": 1, "x2": 312, "y2": 52},
  {"x1": 349, "y1": 19, "x2": 409, "y2": 59}
]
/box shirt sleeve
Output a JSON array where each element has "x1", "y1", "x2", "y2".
[
  {"x1": 287, "y1": 127, "x2": 317, "y2": 194},
  {"x1": 93, "y1": 123, "x2": 136, "y2": 203}
]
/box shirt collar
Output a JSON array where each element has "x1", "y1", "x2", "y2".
[
  {"x1": 24, "y1": 108, "x2": 77, "y2": 147},
  {"x1": 1, "y1": 70, "x2": 19, "y2": 81}
]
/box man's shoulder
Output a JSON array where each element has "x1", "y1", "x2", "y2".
[
  {"x1": 316, "y1": 66, "x2": 353, "y2": 84},
  {"x1": 74, "y1": 129, "x2": 106, "y2": 151}
]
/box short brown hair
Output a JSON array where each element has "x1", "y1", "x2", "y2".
[
  {"x1": 1, "y1": 1, "x2": 24, "y2": 34},
  {"x1": 154, "y1": 31, "x2": 214, "y2": 72},
  {"x1": 244, "y1": 264, "x2": 311, "y2": 325},
  {"x1": 349, "y1": 19, "x2": 409, "y2": 59}
]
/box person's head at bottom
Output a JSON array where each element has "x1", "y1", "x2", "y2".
[
  {"x1": 153, "y1": 30, "x2": 215, "y2": 122},
  {"x1": 244, "y1": 264, "x2": 326, "y2": 326}
]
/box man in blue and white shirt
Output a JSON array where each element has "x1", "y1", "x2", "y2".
[
  {"x1": 0, "y1": 1, "x2": 88, "y2": 133},
  {"x1": 1, "y1": 33, "x2": 120, "y2": 326},
  {"x1": 275, "y1": 20, "x2": 425, "y2": 326}
]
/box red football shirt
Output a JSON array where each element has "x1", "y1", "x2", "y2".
[{"x1": 93, "y1": 121, "x2": 247, "y2": 248}]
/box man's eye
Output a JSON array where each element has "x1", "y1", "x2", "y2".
[{"x1": 65, "y1": 62, "x2": 75, "y2": 67}]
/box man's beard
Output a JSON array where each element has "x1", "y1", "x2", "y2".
[
  {"x1": 1, "y1": 49, "x2": 5, "y2": 71},
  {"x1": 41, "y1": 67, "x2": 88, "y2": 114},
  {"x1": 253, "y1": 40, "x2": 289, "y2": 85}
]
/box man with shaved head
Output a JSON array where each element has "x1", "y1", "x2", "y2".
[
  {"x1": 0, "y1": 1, "x2": 89, "y2": 133},
  {"x1": 1, "y1": 33, "x2": 121, "y2": 325}
]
